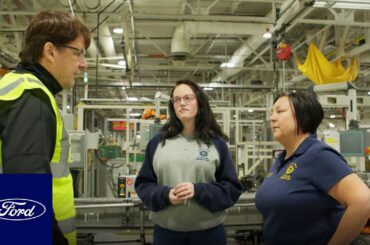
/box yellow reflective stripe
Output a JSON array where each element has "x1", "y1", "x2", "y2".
[
  {"x1": 60, "y1": 124, "x2": 69, "y2": 164},
  {"x1": 64, "y1": 231, "x2": 77, "y2": 245},
  {"x1": 58, "y1": 217, "x2": 76, "y2": 235},
  {"x1": 26, "y1": 77, "x2": 44, "y2": 85},
  {"x1": 50, "y1": 162, "x2": 70, "y2": 178},
  {"x1": 0, "y1": 77, "x2": 25, "y2": 96},
  {"x1": 68, "y1": 137, "x2": 73, "y2": 163},
  {"x1": 51, "y1": 108, "x2": 63, "y2": 163},
  {"x1": 53, "y1": 174, "x2": 75, "y2": 221},
  {"x1": 0, "y1": 79, "x2": 46, "y2": 101}
]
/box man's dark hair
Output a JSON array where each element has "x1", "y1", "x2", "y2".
[
  {"x1": 160, "y1": 80, "x2": 228, "y2": 145},
  {"x1": 19, "y1": 10, "x2": 91, "y2": 64},
  {"x1": 274, "y1": 90, "x2": 324, "y2": 134}
]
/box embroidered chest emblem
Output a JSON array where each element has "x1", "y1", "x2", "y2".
[
  {"x1": 280, "y1": 163, "x2": 297, "y2": 180},
  {"x1": 196, "y1": 148, "x2": 210, "y2": 161}
]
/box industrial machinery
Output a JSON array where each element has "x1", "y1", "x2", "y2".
[{"x1": 70, "y1": 96, "x2": 370, "y2": 244}]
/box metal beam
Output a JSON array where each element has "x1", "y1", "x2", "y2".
[
  {"x1": 295, "y1": 18, "x2": 370, "y2": 27},
  {"x1": 132, "y1": 13, "x2": 275, "y2": 24},
  {"x1": 76, "y1": 81, "x2": 273, "y2": 89}
]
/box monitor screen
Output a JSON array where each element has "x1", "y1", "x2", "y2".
[{"x1": 339, "y1": 130, "x2": 364, "y2": 156}]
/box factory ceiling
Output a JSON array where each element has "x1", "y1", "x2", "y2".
[{"x1": 1, "y1": 0, "x2": 370, "y2": 115}]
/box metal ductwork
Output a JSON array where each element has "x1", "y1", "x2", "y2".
[
  {"x1": 171, "y1": 23, "x2": 190, "y2": 61},
  {"x1": 212, "y1": 35, "x2": 268, "y2": 82},
  {"x1": 100, "y1": 25, "x2": 117, "y2": 57},
  {"x1": 212, "y1": 0, "x2": 312, "y2": 82},
  {"x1": 171, "y1": 21, "x2": 266, "y2": 61},
  {"x1": 0, "y1": 49, "x2": 17, "y2": 68}
]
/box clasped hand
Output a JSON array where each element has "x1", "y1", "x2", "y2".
[{"x1": 169, "y1": 182, "x2": 194, "y2": 205}]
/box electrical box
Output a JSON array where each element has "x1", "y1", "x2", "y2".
[
  {"x1": 139, "y1": 120, "x2": 163, "y2": 149},
  {"x1": 62, "y1": 113, "x2": 74, "y2": 130},
  {"x1": 117, "y1": 175, "x2": 137, "y2": 199},
  {"x1": 339, "y1": 129, "x2": 370, "y2": 157},
  {"x1": 68, "y1": 130, "x2": 86, "y2": 168},
  {"x1": 118, "y1": 176, "x2": 126, "y2": 198}
]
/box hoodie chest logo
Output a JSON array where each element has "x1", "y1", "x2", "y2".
[{"x1": 196, "y1": 148, "x2": 210, "y2": 161}]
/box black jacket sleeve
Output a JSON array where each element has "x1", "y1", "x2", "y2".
[
  {"x1": 134, "y1": 135, "x2": 172, "y2": 211},
  {"x1": 193, "y1": 137, "x2": 243, "y2": 212},
  {"x1": 1, "y1": 91, "x2": 55, "y2": 173},
  {"x1": 0, "y1": 91, "x2": 68, "y2": 245}
]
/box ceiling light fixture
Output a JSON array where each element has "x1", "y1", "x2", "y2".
[
  {"x1": 262, "y1": 28, "x2": 272, "y2": 39},
  {"x1": 113, "y1": 28, "x2": 123, "y2": 34},
  {"x1": 127, "y1": 97, "x2": 138, "y2": 101},
  {"x1": 128, "y1": 113, "x2": 141, "y2": 117},
  {"x1": 100, "y1": 63, "x2": 125, "y2": 69},
  {"x1": 118, "y1": 60, "x2": 126, "y2": 66},
  {"x1": 220, "y1": 62, "x2": 235, "y2": 68},
  {"x1": 313, "y1": 0, "x2": 370, "y2": 10}
]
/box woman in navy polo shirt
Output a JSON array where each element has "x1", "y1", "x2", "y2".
[{"x1": 255, "y1": 90, "x2": 370, "y2": 245}]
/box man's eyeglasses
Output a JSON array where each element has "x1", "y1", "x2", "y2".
[
  {"x1": 61, "y1": 44, "x2": 85, "y2": 60},
  {"x1": 170, "y1": 94, "x2": 196, "y2": 105}
]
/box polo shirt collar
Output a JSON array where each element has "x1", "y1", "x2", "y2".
[{"x1": 277, "y1": 133, "x2": 318, "y2": 163}]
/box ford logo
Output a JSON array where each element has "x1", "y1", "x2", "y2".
[
  {"x1": 0, "y1": 198, "x2": 46, "y2": 221},
  {"x1": 200, "y1": 150, "x2": 208, "y2": 156}
]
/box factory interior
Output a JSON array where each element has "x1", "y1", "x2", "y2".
[{"x1": 1, "y1": 0, "x2": 370, "y2": 244}]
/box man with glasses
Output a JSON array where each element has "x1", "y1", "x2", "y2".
[{"x1": 0, "y1": 10, "x2": 90, "y2": 244}]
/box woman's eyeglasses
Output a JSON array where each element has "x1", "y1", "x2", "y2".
[{"x1": 170, "y1": 94, "x2": 196, "y2": 105}]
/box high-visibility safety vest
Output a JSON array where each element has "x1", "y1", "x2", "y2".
[{"x1": 0, "y1": 72, "x2": 76, "y2": 245}]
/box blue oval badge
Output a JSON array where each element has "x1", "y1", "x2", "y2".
[
  {"x1": 0, "y1": 198, "x2": 46, "y2": 221},
  {"x1": 200, "y1": 150, "x2": 208, "y2": 156}
]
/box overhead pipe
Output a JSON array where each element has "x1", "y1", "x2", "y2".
[
  {"x1": 212, "y1": 0, "x2": 312, "y2": 82},
  {"x1": 90, "y1": 0, "x2": 123, "y2": 95},
  {"x1": 171, "y1": 21, "x2": 266, "y2": 59}
]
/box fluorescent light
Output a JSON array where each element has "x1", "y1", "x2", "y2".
[
  {"x1": 330, "y1": 114, "x2": 336, "y2": 118},
  {"x1": 263, "y1": 28, "x2": 272, "y2": 39},
  {"x1": 204, "y1": 87, "x2": 214, "y2": 91},
  {"x1": 368, "y1": 91, "x2": 370, "y2": 96},
  {"x1": 313, "y1": 1, "x2": 370, "y2": 10},
  {"x1": 129, "y1": 113, "x2": 141, "y2": 117},
  {"x1": 328, "y1": 122, "x2": 335, "y2": 128},
  {"x1": 113, "y1": 28, "x2": 123, "y2": 34},
  {"x1": 100, "y1": 63, "x2": 125, "y2": 69},
  {"x1": 220, "y1": 62, "x2": 235, "y2": 68},
  {"x1": 127, "y1": 97, "x2": 138, "y2": 101},
  {"x1": 334, "y1": 3, "x2": 370, "y2": 9},
  {"x1": 209, "y1": 82, "x2": 221, "y2": 88},
  {"x1": 118, "y1": 60, "x2": 126, "y2": 66},
  {"x1": 248, "y1": 109, "x2": 254, "y2": 113},
  {"x1": 263, "y1": 32, "x2": 272, "y2": 39}
]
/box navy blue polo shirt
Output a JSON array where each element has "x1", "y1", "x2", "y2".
[{"x1": 255, "y1": 134, "x2": 353, "y2": 245}]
